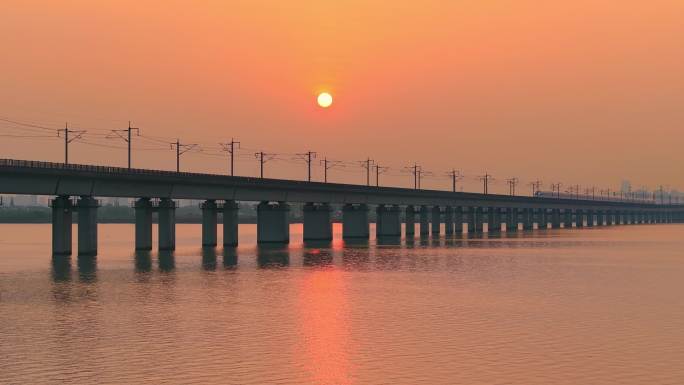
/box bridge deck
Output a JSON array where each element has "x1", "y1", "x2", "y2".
[{"x1": 0, "y1": 159, "x2": 677, "y2": 211}]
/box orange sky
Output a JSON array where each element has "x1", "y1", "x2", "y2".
[{"x1": 1, "y1": 1, "x2": 682, "y2": 194}]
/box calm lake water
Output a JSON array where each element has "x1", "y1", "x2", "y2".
[{"x1": 1, "y1": 223, "x2": 683, "y2": 384}]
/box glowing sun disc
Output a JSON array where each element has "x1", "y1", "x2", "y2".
[{"x1": 317, "y1": 92, "x2": 333, "y2": 108}]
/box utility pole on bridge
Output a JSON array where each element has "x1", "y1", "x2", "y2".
[
  {"x1": 374, "y1": 164, "x2": 388, "y2": 187},
  {"x1": 220, "y1": 138, "x2": 240, "y2": 176},
  {"x1": 296, "y1": 151, "x2": 317, "y2": 182},
  {"x1": 506, "y1": 177, "x2": 519, "y2": 196},
  {"x1": 255, "y1": 151, "x2": 275, "y2": 179},
  {"x1": 57, "y1": 123, "x2": 86, "y2": 165},
  {"x1": 172, "y1": 139, "x2": 198, "y2": 172},
  {"x1": 480, "y1": 173, "x2": 493, "y2": 195},
  {"x1": 529, "y1": 180, "x2": 542, "y2": 196},
  {"x1": 360, "y1": 158, "x2": 374, "y2": 186},
  {"x1": 320, "y1": 157, "x2": 341, "y2": 183},
  {"x1": 448, "y1": 169, "x2": 462, "y2": 192},
  {"x1": 108, "y1": 121, "x2": 140, "y2": 168}
]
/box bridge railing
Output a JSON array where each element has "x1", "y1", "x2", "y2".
[
  {"x1": 1, "y1": 158, "x2": 677, "y2": 206},
  {"x1": 0, "y1": 158, "x2": 231, "y2": 180}
]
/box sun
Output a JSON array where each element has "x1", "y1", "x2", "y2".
[{"x1": 317, "y1": 92, "x2": 333, "y2": 108}]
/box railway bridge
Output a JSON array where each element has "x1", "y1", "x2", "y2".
[{"x1": 0, "y1": 159, "x2": 681, "y2": 256}]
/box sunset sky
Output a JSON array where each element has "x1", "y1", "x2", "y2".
[{"x1": 1, "y1": 1, "x2": 682, "y2": 194}]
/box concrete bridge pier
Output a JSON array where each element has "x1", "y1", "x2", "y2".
[
  {"x1": 586, "y1": 210, "x2": 595, "y2": 227},
  {"x1": 405, "y1": 205, "x2": 415, "y2": 237},
  {"x1": 551, "y1": 209, "x2": 561, "y2": 229},
  {"x1": 563, "y1": 209, "x2": 573, "y2": 228},
  {"x1": 506, "y1": 208, "x2": 518, "y2": 231},
  {"x1": 201, "y1": 200, "x2": 218, "y2": 247},
  {"x1": 134, "y1": 198, "x2": 153, "y2": 250},
  {"x1": 76, "y1": 196, "x2": 99, "y2": 256},
  {"x1": 575, "y1": 210, "x2": 584, "y2": 227},
  {"x1": 444, "y1": 206, "x2": 454, "y2": 235},
  {"x1": 303, "y1": 203, "x2": 333, "y2": 241},
  {"x1": 419, "y1": 205, "x2": 430, "y2": 236},
  {"x1": 51, "y1": 195, "x2": 73, "y2": 256},
  {"x1": 487, "y1": 207, "x2": 501, "y2": 233},
  {"x1": 522, "y1": 208, "x2": 534, "y2": 231},
  {"x1": 343, "y1": 203, "x2": 369, "y2": 239},
  {"x1": 257, "y1": 201, "x2": 290, "y2": 243},
  {"x1": 536, "y1": 209, "x2": 547, "y2": 230},
  {"x1": 431, "y1": 206, "x2": 441, "y2": 235},
  {"x1": 471, "y1": 207, "x2": 484, "y2": 233},
  {"x1": 222, "y1": 200, "x2": 239, "y2": 247},
  {"x1": 454, "y1": 207, "x2": 464, "y2": 233},
  {"x1": 376, "y1": 205, "x2": 401, "y2": 238},
  {"x1": 158, "y1": 198, "x2": 176, "y2": 250},
  {"x1": 465, "y1": 207, "x2": 474, "y2": 233}
]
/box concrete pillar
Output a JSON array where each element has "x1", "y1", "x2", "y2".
[
  {"x1": 536, "y1": 208, "x2": 547, "y2": 230},
  {"x1": 444, "y1": 206, "x2": 454, "y2": 235},
  {"x1": 431, "y1": 206, "x2": 441, "y2": 235},
  {"x1": 595, "y1": 210, "x2": 603, "y2": 226},
  {"x1": 303, "y1": 203, "x2": 333, "y2": 241},
  {"x1": 605, "y1": 210, "x2": 612, "y2": 225},
  {"x1": 257, "y1": 201, "x2": 290, "y2": 243},
  {"x1": 134, "y1": 198, "x2": 153, "y2": 250},
  {"x1": 51, "y1": 195, "x2": 73, "y2": 255},
  {"x1": 466, "y1": 207, "x2": 475, "y2": 233},
  {"x1": 576, "y1": 209, "x2": 584, "y2": 227},
  {"x1": 158, "y1": 198, "x2": 176, "y2": 251},
  {"x1": 586, "y1": 210, "x2": 594, "y2": 227},
  {"x1": 343, "y1": 203, "x2": 369, "y2": 239},
  {"x1": 472, "y1": 207, "x2": 484, "y2": 233},
  {"x1": 201, "y1": 200, "x2": 218, "y2": 247},
  {"x1": 405, "y1": 205, "x2": 415, "y2": 237},
  {"x1": 454, "y1": 206, "x2": 464, "y2": 233},
  {"x1": 419, "y1": 205, "x2": 430, "y2": 236},
  {"x1": 376, "y1": 205, "x2": 401, "y2": 238},
  {"x1": 222, "y1": 200, "x2": 239, "y2": 247},
  {"x1": 76, "y1": 196, "x2": 99, "y2": 256},
  {"x1": 488, "y1": 207, "x2": 501, "y2": 233},
  {"x1": 522, "y1": 208, "x2": 534, "y2": 230},
  {"x1": 506, "y1": 208, "x2": 518, "y2": 231},
  {"x1": 563, "y1": 209, "x2": 573, "y2": 228},
  {"x1": 551, "y1": 209, "x2": 561, "y2": 229}
]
